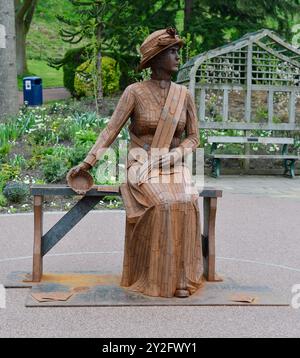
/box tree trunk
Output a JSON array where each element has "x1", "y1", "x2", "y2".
[
  {"x1": 96, "y1": 49, "x2": 103, "y2": 108},
  {"x1": 184, "y1": 0, "x2": 193, "y2": 33},
  {"x1": 0, "y1": 0, "x2": 19, "y2": 120},
  {"x1": 96, "y1": 24, "x2": 103, "y2": 110},
  {"x1": 15, "y1": 18, "x2": 28, "y2": 75},
  {"x1": 14, "y1": 0, "x2": 38, "y2": 76}
]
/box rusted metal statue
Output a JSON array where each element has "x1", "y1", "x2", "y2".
[{"x1": 68, "y1": 28, "x2": 203, "y2": 298}]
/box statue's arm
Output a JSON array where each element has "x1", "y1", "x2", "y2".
[
  {"x1": 83, "y1": 85, "x2": 135, "y2": 167},
  {"x1": 177, "y1": 90, "x2": 200, "y2": 156}
]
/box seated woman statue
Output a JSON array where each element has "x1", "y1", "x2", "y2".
[{"x1": 68, "y1": 28, "x2": 203, "y2": 298}]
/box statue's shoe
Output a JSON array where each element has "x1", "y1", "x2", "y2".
[{"x1": 174, "y1": 289, "x2": 189, "y2": 298}]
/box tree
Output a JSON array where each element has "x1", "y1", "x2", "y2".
[
  {"x1": 14, "y1": 0, "x2": 38, "y2": 75},
  {"x1": 54, "y1": 0, "x2": 120, "y2": 111},
  {"x1": 106, "y1": 0, "x2": 179, "y2": 87},
  {"x1": 184, "y1": 0, "x2": 193, "y2": 33},
  {"x1": 0, "y1": 0, "x2": 18, "y2": 120},
  {"x1": 51, "y1": 0, "x2": 179, "y2": 91},
  {"x1": 183, "y1": 0, "x2": 300, "y2": 53}
]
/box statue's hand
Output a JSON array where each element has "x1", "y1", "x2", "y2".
[
  {"x1": 68, "y1": 162, "x2": 92, "y2": 178},
  {"x1": 159, "y1": 147, "x2": 182, "y2": 168},
  {"x1": 137, "y1": 148, "x2": 182, "y2": 185},
  {"x1": 137, "y1": 159, "x2": 156, "y2": 184},
  {"x1": 137, "y1": 155, "x2": 164, "y2": 184}
]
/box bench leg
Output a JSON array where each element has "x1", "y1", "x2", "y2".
[
  {"x1": 202, "y1": 197, "x2": 222, "y2": 282},
  {"x1": 283, "y1": 159, "x2": 288, "y2": 176},
  {"x1": 283, "y1": 159, "x2": 296, "y2": 178},
  {"x1": 32, "y1": 195, "x2": 43, "y2": 282},
  {"x1": 211, "y1": 158, "x2": 221, "y2": 178},
  {"x1": 289, "y1": 160, "x2": 296, "y2": 178}
]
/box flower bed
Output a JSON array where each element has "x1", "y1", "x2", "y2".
[{"x1": 0, "y1": 98, "x2": 124, "y2": 214}]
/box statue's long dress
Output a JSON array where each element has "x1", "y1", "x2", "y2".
[{"x1": 84, "y1": 79, "x2": 203, "y2": 297}]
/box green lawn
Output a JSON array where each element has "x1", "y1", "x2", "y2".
[
  {"x1": 18, "y1": 59, "x2": 64, "y2": 90},
  {"x1": 27, "y1": 0, "x2": 78, "y2": 62}
]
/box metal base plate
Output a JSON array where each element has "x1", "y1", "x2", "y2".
[{"x1": 5, "y1": 271, "x2": 289, "y2": 306}]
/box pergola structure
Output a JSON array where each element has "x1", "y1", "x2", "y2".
[{"x1": 177, "y1": 29, "x2": 300, "y2": 131}]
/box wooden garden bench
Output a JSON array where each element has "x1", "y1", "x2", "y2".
[
  {"x1": 177, "y1": 29, "x2": 300, "y2": 178},
  {"x1": 208, "y1": 136, "x2": 299, "y2": 178},
  {"x1": 30, "y1": 184, "x2": 223, "y2": 285}
]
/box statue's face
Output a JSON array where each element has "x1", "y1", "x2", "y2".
[{"x1": 150, "y1": 44, "x2": 180, "y2": 73}]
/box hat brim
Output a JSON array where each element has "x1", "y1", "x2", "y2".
[{"x1": 138, "y1": 39, "x2": 184, "y2": 71}]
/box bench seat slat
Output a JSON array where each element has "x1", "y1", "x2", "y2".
[
  {"x1": 208, "y1": 136, "x2": 294, "y2": 144},
  {"x1": 30, "y1": 185, "x2": 120, "y2": 197},
  {"x1": 30, "y1": 184, "x2": 223, "y2": 198},
  {"x1": 210, "y1": 154, "x2": 299, "y2": 159}
]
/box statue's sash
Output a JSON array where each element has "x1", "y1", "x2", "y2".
[
  {"x1": 151, "y1": 82, "x2": 187, "y2": 150},
  {"x1": 129, "y1": 82, "x2": 187, "y2": 152}
]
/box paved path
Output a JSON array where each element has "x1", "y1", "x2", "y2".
[
  {"x1": 0, "y1": 176, "x2": 300, "y2": 337},
  {"x1": 18, "y1": 87, "x2": 71, "y2": 105},
  {"x1": 204, "y1": 175, "x2": 300, "y2": 198}
]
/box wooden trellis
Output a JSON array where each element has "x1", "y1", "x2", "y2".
[{"x1": 177, "y1": 29, "x2": 300, "y2": 131}]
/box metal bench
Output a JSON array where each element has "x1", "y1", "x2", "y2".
[
  {"x1": 208, "y1": 136, "x2": 299, "y2": 178},
  {"x1": 30, "y1": 184, "x2": 223, "y2": 284}
]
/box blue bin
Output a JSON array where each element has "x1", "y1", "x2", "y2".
[{"x1": 23, "y1": 76, "x2": 43, "y2": 106}]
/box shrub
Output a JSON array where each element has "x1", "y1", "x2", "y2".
[
  {"x1": 0, "y1": 143, "x2": 11, "y2": 159},
  {"x1": 64, "y1": 63, "x2": 79, "y2": 97},
  {"x1": 68, "y1": 145, "x2": 90, "y2": 167},
  {"x1": 0, "y1": 122, "x2": 22, "y2": 144},
  {"x1": 0, "y1": 193, "x2": 8, "y2": 207},
  {"x1": 0, "y1": 123, "x2": 12, "y2": 160},
  {"x1": 8, "y1": 154, "x2": 28, "y2": 170},
  {"x1": 40, "y1": 145, "x2": 73, "y2": 183},
  {"x1": 74, "y1": 129, "x2": 97, "y2": 146},
  {"x1": 3, "y1": 181, "x2": 29, "y2": 204},
  {"x1": 74, "y1": 57, "x2": 120, "y2": 98},
  {"x1": 52, "y1": 47, "x2": 87, "y2": 97},
  {"x1": 26, "y1": 113, "x2": 60, "y2": 146},
  {"x1": 41, "y1": 155, "x2": 70, "y2": 183},
  {"x1": 102, "y1": 57, "x2": 121, "y2": 96},
  {"x1": 71, "y1": 112, "x2": 108, "y2": 130},
  {"x1": 0, "y1": 163, "x2": 21, "y2": 191}
]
